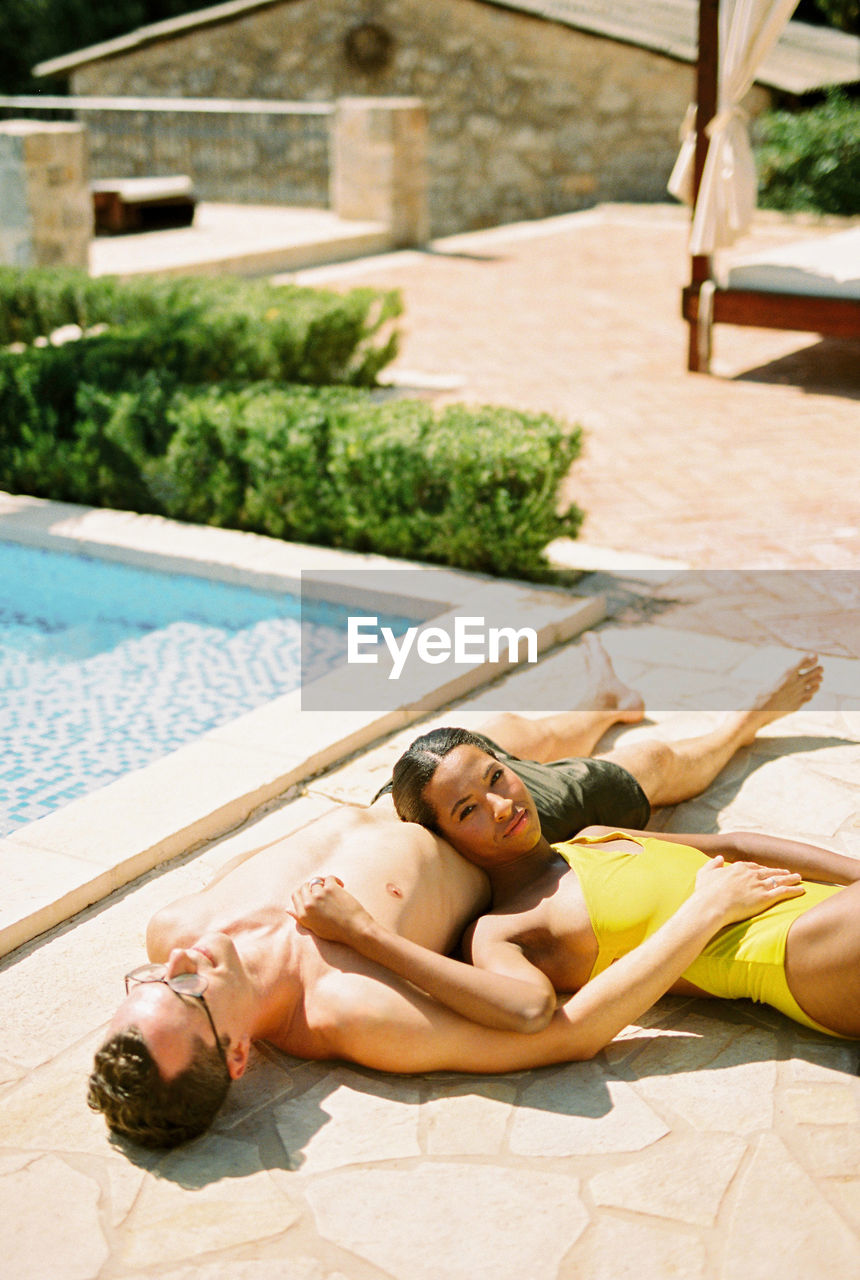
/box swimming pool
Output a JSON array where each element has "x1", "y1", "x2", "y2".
[{"x1": 0, "y1": 542, "x2": 405, "y2": 836}]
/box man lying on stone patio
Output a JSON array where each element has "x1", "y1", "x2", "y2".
[{"x1": 88, "y1": 639, "x2": 849, "y2": 1149}]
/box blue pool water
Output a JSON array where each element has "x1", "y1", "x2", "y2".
[{"x1": 0, "y1": 542, "x2": 400, "y2": 837}]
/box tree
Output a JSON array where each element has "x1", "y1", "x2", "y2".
[
  {"x1": 0, "y1": 1, "x2": 219, "y2": 94},
  {"x1": 794, "y1": 0, "x2": 859, "y2": 34}
]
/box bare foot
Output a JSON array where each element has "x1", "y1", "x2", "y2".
[
  {"x1": 736, "y1": 653, "x2": 823, "y2": 744},
  {"x1": 582, "y1": 633, "x2": 645, "y2": 723}
]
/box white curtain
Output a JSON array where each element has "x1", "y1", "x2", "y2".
[{"x1": 668, "y1": 0, "x2": 799, "y2": 253}]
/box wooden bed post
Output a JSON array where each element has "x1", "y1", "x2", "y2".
[
  {"x1": 686, "y1": 0, "x2": 720, "y2": 372},
  {"x1": 680, "y1": 1, "x2": 860, "y2": 368}
]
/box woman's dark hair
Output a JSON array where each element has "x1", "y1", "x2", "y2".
[
  {"x1": 391, "y1": 727, "x2": 498, "y2": 831},
  {"x1": 87, "y1": 1025, "x2": 230, "y2": 1149}
]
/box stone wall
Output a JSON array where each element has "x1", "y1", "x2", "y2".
[
  {"x1": 0, "y1": 122, "x2": 92, "y2": 267},
  {"x1": 80, "y1": 105, "x2": 331, "y2": 206},
  {"x1": 332, "y1": 97, "x2": 428, "y2": 247},
  {"x1": 68, "y1": 0, "x2": 771, "y2": 237}
]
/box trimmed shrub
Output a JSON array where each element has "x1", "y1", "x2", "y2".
[
  {"x1": 755, "y1": 92, "x2": 860, "y2": 216},
  {"x1": 0, "y1": 382, "x2": 155, "y2": 510},
  {"x1": 326, "y1": 400, "x2": 584, "y2": 576},
  {"x1": 155, "y1": 389, "x2": 250, "y2": 527},
  {"x1": 0, "y1": 271, "x2": 402, "y2": 387},
  {"x1": 0, "y1": 373, "x2": 583, "y2": 579},
  {"x1": 0, "y1": 272, "x2": 585, "y2": 578},
  {"x1": 238, "y1": 385, "x2": 362, "y2": 542}
]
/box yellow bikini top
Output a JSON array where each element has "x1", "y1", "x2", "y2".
[{"x1": 555, "y1": 832, "x2": 709, "y2": 978}]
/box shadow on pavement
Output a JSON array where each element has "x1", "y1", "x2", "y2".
[{"x1": 736, "y1": 338, "x2": 860, "y2": 399}]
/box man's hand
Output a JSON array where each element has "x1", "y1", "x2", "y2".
[
  {"x1": 289, "y1": 876, "x2": 375, "y2": 946},
  {"x1": 693, "y1": 855, "x2": 804, "y2": 926}
]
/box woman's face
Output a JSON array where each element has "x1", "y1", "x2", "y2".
[{"x1": 423, "y1": 744, "x2": 543, "y2": 868}]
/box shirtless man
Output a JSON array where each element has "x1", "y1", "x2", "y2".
[{"x1": 88, "y1": 642, "x2": 823, "y2": 1148}]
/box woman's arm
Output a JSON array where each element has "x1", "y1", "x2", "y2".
[
  {"x1": 580, "y1": 825, "x2": 859, "y2": 886},
  {"x1": 291, "y1": 860, "x2": 804, "y2": 1036},
  {"x1": 290, "y1": 879, "x2": 556, "y2": 1032},
  {"x1": 548, "y1": 857, "x2": 806, "y2": 1059}
]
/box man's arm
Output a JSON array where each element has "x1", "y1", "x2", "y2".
[{"x1": 580, "y1": 825, "x2": 860, "y2": 885}]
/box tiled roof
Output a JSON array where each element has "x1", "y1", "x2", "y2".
[
  {"x1": 35, "y1": 0, "x2": 860, "y2": 94},
  {"x1": 494, "y1": 0, "x2": 860, "y2": 93}
]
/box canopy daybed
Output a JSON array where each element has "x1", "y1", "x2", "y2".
[{"x1": 672, "y1": 0, "x2": 860, "y2": 373}]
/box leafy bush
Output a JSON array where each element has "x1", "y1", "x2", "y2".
[
  {"x1": 0, "y1": 270, "x2": 401, "y2": 386},
  {"x1": 238, "y1": 385, "x2": 361, "y2": 542},
  {"x1": 326, "y1": 399, "x2": 584, "y2": 575},
  {"x1": 0, "y1": 269, "x2": 584, "y2": 577},
  {"x1": 755, "y1": 92, "x2": 860, "y2": 216},
  {"x1": 796, "y1": 0, "x2": 859, "y2": 34},
  {"x1": 155, "y1": 389, "x2": 250, "y2": 527},
  {"x1": 0, "y1": 351, "x2": 166, "y2": 508},
  {"x1": 0, "y1": 368, "x2": 583, "y2": 578},
  {"x1": 0, "y1": 269, "x2": 158, "y2": 346}
]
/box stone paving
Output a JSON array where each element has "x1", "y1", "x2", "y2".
[
  {"x1": 289, "y1": 202, "x2": 860, "y2": 571},
  {"x1": 89, "y1": 203, "x2": 391, "y2": 281},
  {"x1": 1, "y1": 618, "x2": 858, "y2": 1280},
  {"x1": 1, "y1": 206, "x2": 859, "y2": 1277}
]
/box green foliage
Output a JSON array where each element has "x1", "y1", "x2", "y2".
[
  {"x1": 156, "y1": 388, "x2": 250, "y2": 526},
  {"x1": 796, "y1": 0, "x2": 860, "y2": 34},
  {"x1": 238, "y1": 385, "x2": 360, "y2": 542},
  {"x1": 0, "y1": 268, "x2": 584, "y2": 578},
  {"x1": 326, "y1": 400, "x2": 584, "y2": 576},
  {"x1": 0, "y1": 271, "x2": 402, "y2": 386},
  {"x1": 0, "y1": 1, "x2": 220, "y2": 94},
  {"x1": 0, "y1": 363, "x2": 584, "y2": 578},
  {"x1": 0, "y1": 366, "x2": 153, "y2": 509},
  {"x1": 820, "y1": 0, "x2": 859, "y2": 32},
  {"x1": 755, "y1": 92, "x2": 860, "y2": 216}
]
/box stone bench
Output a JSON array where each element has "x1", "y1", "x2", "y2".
[{"x1": 91, "y1": 175, "x2": 196, "y2": 234}]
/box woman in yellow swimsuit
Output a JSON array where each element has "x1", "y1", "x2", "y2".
[{"x1": 292, "y1": 728, "x2": 860, "y2": 1042}]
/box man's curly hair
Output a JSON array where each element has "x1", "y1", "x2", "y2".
[{"x1": 87, "y1": 1025, "x2": 230, "y2": 1149}]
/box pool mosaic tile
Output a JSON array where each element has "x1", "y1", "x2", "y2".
[{"x1": 0, "y1": 543, "x2": 386, "y2": 836}]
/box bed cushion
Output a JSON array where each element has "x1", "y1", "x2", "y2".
[{"x1": 719, "y1": 227, "x2": 860, "y2": 298}]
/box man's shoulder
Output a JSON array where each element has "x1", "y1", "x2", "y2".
[
  {"x1": 308, "y1": 964, "x2": 396, "y2": 1024},
  {"x1": 145, "y1": 896, "x2": 205, "y2": 959},
  {"x1": 288, "y1": 964, "x2": 399, "y2": 1060}
]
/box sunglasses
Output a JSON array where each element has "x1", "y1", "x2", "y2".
[{"x1": 124, "y1": 962, "x2": 230, "y2": 1078}]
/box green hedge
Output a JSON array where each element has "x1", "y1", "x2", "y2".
[
  {"x1": 755, "y1": 92, "x2": 860, "y2": 216},
  {"x1": 0, "y1": 269, "x2": 584, "y2": 577},
  {"x1": 0, "y1": 270, "x2": 401, "y2": 386},
  {"x1": 324, "y1": 399, "x2": 582, "y2": 574},
  {"x1": 0, "y1": 364, "x2": 583, "y2": 577}
]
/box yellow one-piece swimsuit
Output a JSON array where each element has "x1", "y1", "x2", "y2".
[{"x1": 556, "y1": 832, "x2": 844, "y2": 1036}]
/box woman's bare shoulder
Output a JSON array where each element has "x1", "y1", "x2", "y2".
[{"x1": 466, "y1": 897, "x2": 546, "y2": 948}]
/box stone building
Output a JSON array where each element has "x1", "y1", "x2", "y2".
[{"x1": 35, "y1": 0, "x2": 860, "y2": 237}]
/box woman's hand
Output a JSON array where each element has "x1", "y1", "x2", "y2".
[
  {"x1": 693, "y1": 855, "x2": 804, "y2": 926},
  {"x1": 293, "y1": 875, "x2": 556, "y2": 1032},
  {"x1": 289, "y1": 877, "x2": 374, "y2": 946}
]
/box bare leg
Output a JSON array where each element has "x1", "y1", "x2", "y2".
[
  {"x1": 784, "y1": 881, "x2": 860, "y2": 1037},
  {"x1": 480, "y1": 634, "x2": 645, "y2": 761},
  {"x1": 598, "y1": 653, "x2": 823, "y2": 808}
]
